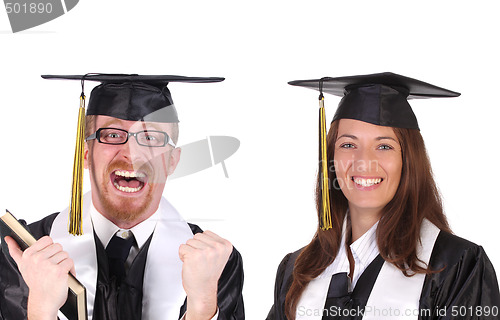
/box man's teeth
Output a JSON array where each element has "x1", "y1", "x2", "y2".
[
  {"x1": 114, "y1": 170, "x2": 146, "y2": 178},
  {"x1": 113, "y1": 182, "x2": 143, "y2": 193},
  {"x1": 353, "y1": 177, "x2": 382, "y2": 187}
]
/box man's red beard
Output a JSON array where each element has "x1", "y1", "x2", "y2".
[{"x1": 92, "y1": 159, "x2": 155, "y2": 224}]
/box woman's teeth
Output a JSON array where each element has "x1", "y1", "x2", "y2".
[{"x1": 353, "y1": 177, "x2": 382, "y2": 187}]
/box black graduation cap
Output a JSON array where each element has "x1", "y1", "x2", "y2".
[
  {"x1": 288, "y1": 72, "x2": 460, "y2": 130},
  {"x1": 288, "y1": 72, "x2": 461, "y2": 230},
  {"x1": 42, "y1": 74, "x2": 225, "y2": 123},
  {"x1": 42, "y1": 73, "x2": 225, "y2": 235}
]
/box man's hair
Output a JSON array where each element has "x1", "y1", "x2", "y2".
[
  {"x1": 284, "y1": 120, "x2": 451, "y2": 320},
  {"x1": 85, "y1": 115, "x2": 179, "y2": 145},
  {"x1": 85, "y1": 115, "x2": 97, "y2": 140}
]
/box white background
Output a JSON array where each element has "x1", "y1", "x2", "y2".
[{"x1": 1, "y1": 1, "x2": 499, "y2": 319}]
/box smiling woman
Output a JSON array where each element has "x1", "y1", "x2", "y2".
[
  {"x1": 333, "y1": 119, "x2": 403, "y2": 221},
  {"x1": 267, "y1": 72, "x2": 500, "y2": 320}
]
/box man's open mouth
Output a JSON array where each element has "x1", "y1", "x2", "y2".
[{"x1": 110, "y1": 170, "x2": 147, "y2": 193}]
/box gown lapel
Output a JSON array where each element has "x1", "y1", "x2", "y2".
[
  {"x1": 362, "y1": 219, "x2": 440, "y2": 320},
  {"x1": 50, "y1": 192, "x2": 97, "y2": 320}
]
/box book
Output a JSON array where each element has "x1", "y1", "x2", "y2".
[{"x1": 0, "y1": 209, "x2": 88, "y2": 320}]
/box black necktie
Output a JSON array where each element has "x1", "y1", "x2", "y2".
[
  {"x1": 322, "y1": 255, "x2": 385, "y2": 320},
  {"x1": 322, "y1": 272, "x2": 353, "y2": 320},
  {"x1": 106, "y1": 231, "x2": 135, "y2": 285}
]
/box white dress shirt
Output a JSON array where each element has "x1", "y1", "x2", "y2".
[
  {"x1": 323, "y1": 218, "x2": 380, "y2": 290},
  {"x1": 90, "y1": 204, "x2": 159, "y2": 268}
]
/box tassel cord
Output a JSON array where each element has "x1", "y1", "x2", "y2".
[
  {"x1": 319, "y1": 96, "x2": 332, "y2": 230},
  {"x1": 69, "y1": 95, "x2": 86, "y2": 235}
]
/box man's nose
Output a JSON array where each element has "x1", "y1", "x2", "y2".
[{"x1": 118, "y1": 136, "x2": 144, "y2": 164}]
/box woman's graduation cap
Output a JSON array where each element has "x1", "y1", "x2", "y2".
[
  {"x1": 42, "y1": 74, "x2": 224, "y2": 235},
  {"x1": 288, "y1": 72, "x2": 460, "y2": 230}
]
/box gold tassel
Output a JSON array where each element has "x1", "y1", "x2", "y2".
[
  {"x1": 319, "y1": 96, "x2": 332, "y2": 230},
  {"x1": 69, "y1": 94, "x2": 86, "y2": 236}
]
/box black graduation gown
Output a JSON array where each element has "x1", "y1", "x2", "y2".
[
  {"x1": 0, "y1": 212, "x2": 245, "y2": 320},
  {"x1": 266, "y1": 231, "x2": 500, "y2": 320}
]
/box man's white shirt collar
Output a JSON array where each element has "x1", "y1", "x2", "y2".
[{"x1": 90, "y1": 202, "x2": 159, "y2": 249}]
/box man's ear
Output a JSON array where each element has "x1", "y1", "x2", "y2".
[
  {"x1": 167, "y1": 147, "x2": 181, "y2": 176},
  {"x1": 83, "y1": 142, "x2": 90, "y2": 169}
]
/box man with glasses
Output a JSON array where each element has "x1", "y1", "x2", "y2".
[{"x1": 0, "y1": 74, "x2": 244, "y2": 320}]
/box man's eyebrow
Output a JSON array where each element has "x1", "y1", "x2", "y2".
[
  {"x1": 102, "y1": 119, "x2": 122, "y2": 128},
  {"x1": 100, "y1": 119, "x2": 163, "y2": 131},
  {"x1": 137, "y1": 121, "x2": 162, "y2": 131}
]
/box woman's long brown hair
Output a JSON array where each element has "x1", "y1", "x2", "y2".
[{"x1": 284, "y1": 120, "x2": 451, "y2": 320}]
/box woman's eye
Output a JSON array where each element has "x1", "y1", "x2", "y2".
[
  {"x1": 340, "y1": 143, "x2": 355, "y2": 149},
  {"x1": 378, "y1": 144, "x2": 393, "y2": 150}
]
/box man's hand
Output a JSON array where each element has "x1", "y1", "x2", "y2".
[
  {"x1": 179, "y1": 231, "x2": 233, "y2": 320},
  {"x1": 5, "y1": 235, "x2": 75, "y2": 320}
]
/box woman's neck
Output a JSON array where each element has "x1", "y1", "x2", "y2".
[{"x1": 348, "y1": 205, "x2": 381, "y2": 243}]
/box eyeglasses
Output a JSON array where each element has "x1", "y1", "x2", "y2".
[{"x1": 86, "y1": 127, "x2": 176, "y2": 148}]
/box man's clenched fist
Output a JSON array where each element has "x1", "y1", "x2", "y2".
[{"x1": 179, "y1": 230, "x2": 233, "y2": 320}]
